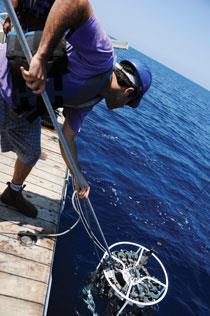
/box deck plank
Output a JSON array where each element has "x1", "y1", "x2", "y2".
[
  {"x1": 0, "y1": 295, "x2": 43, "y2": 316},
  {"x1": 0, "y1": 170, "x2": 64, "y2": 195},
  {"x1": 0, "y1": 200, "x2": 60, "y2": 224},
  {"x1": 0, "y1": 252, "x2": 49, "y2": 282},
  {"x1": 0, "y1": 235, "x2": 52, "y2": 264},
  {"x1": 0, "y1": 221, "x2": 54, "y2": 250},
  {"x1": 0, "y1": 152, "x2": 66, "y2": 176},
  {"x1": 0, "y1": 162, "x2": 65, "y2": 186},
  {"x1": 0, "y1": 125, "x2": 68, "y2": 315},
  {"x1": 0, "y1": 271, "x2": 47, "y2": 304}
]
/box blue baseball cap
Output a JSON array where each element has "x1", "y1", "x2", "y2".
[{"x1": 117, "y1": 59, "x2": 152, "y2": 108}]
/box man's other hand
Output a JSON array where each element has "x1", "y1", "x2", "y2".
[
  {"x1": 74, "y1": 173, "x2": 90, "y2": 199},
  {"x1": 20, "y1": 52, "x2": 47, "y2": 94}
]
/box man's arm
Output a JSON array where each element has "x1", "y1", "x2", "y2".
[
  {"x1": 60, "y1": 118, "x2": 90, "y2": 199},
  {"x1": 21, "y1": 0, "x2": 93, "y2": 93},
  {"x1": 37, "y1": 0, "x2": 93, "y2": 60}
]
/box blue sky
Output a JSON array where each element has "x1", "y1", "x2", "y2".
[{"x1": 91, "y1": 0, "x2": 210, "y2": 91}]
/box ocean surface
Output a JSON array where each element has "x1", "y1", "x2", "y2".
[{"x1": 1, "y1": 3, "x2": 210, "y2": 315}]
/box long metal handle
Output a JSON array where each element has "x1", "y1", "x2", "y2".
[{"x1": 3, "y1": 0, "x2": 112, "y2": 258}]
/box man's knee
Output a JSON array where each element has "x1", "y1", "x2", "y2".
[{"x1": 20, "y1": 149, "x2": 41, "y2": 167}]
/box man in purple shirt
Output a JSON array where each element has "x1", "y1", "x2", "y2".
[{"x1": 0, "y1": 0, "x2": 152, "y2": 218}]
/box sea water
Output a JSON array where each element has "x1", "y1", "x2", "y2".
[{"x1": 47, "y1": 46, "x2": 209, "y2": 316}]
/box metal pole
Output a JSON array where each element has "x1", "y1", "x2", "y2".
[{"x1": 3, "y1": 0, "x2": 112, "y2": 258}]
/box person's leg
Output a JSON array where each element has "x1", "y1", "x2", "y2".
[
  {"x1": 12, "y1": 158, "x2": 33, "y2": 185},
  {"x1": 0, "y1": 106, "x2": 41, "y2": 218}
]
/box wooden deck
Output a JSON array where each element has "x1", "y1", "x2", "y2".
[{"x1": 0, "y1": 126, "x2": 68, "y2": 316}]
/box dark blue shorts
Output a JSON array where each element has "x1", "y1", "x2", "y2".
[{"x1": 0, "y1": 97, "x2": 41, "y2": 165}]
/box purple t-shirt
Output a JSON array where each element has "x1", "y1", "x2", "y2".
[
  {"x1": 0, "y1": 44, "x2": 14, "y2": 108},
  {"x1": 0, "y1": 15, "x2": 114, "y2": 132}
]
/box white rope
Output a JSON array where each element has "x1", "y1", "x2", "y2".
[
  {"x1": 0, "y1": 190, "x2": 105, "y2": 250},
  {"x1": 0, "y1": 215, "x2": 81, "y2": 238},
  {"x1": 71, "y1": 191, "x2": 106, "y2": 252}
]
